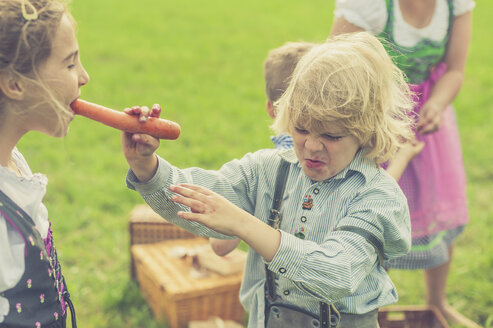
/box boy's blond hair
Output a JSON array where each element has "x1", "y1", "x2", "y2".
[
  {"x1": 264, "y1": 41, "x2": 316, "y2": 103},
  {"x1": 271, "y1": 32, "x2": 415, "y2": 163}
]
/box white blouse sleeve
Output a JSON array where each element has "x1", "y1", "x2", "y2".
[
  {"x1": 0, "y1": 216, "x2": 25, "y2": 324},
  {"x1": 453, "y1": 0, "x2": 475, "y2": 16},
  {"x1": 334, "y1": 0, "x2": 388, "y2": 35},
  {"x1": 0, "y1": 217, "x2": 25, "y2": 290}
]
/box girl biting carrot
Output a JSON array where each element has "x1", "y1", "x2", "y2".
[{"x1": 0, "y1": 0, "x2": 89, "y2": 327}]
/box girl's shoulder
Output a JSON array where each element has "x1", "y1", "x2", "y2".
[{"x1": 453, "y1": 0, "x2": 476, "y2": 16}]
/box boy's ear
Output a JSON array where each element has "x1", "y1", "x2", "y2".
[
  {"x1": 266, "y1": 100, "x2": 276, "y2": 119},
  {"x1": 0, "y1": 73, "x2": 25, "y2": 100}
]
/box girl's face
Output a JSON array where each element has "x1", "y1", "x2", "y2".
[
  {"x1": 28, "y1": 14, "x2": 89, "y2": 137},
  {"x1": 290, "y1": 121, "x2": 360, "y2": 181}
]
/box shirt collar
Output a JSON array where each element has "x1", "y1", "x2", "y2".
[{"x1": 279, "y1": 148, "x2": 378, "y2": 183}]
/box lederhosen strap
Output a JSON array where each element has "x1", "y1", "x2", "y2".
[
  {"x1": 265, "y1": 160, "x2": 290, "y2": 301},
  {"x1": 264, "y1": 160, "x2": 340, "y2": 328},
  {"x1": 335, "y1": 226, "x2": 386, "y2": 266}
]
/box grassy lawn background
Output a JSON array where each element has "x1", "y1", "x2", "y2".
[{"x1": 17, "y1": 1, "x2": 492, "y2": 327}]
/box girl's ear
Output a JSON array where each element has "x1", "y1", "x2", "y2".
[{"x1": 0, "y1": 73, "x2": 25, "y2": 100}]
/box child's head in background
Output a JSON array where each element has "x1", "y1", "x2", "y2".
[
  {"x1": 272, "y1": 32, "x2": 414, "y2": 168},
  {"x1": 0, "y1": 0, "x2": 89, "y2": 137},
  {"x1": 263, "y1": 41, "x2": 316, "y2": 119}
]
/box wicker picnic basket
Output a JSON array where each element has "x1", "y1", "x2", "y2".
[
  {"x1": 132, "y1": 238, "x2": 245, "y2": 328},
  {"x1": 129, "y1": 204, "x2": 196, "y2": 279},
  {"x1": 129, "y1": 204, "x2": 196, "y2": 244},
  {"x1": 378, "y1": 305, "x2": 450, "y2": 328}
]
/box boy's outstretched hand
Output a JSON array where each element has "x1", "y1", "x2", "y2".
[
  {"x1": 170, "y1": 183, "x2": 244, "y2": 237},
  {"x1": 122, "y1": 104, "x2": 161, "y2": 182},
  {"x1": 169, "y1": 183, "x2": 282, "y2": 261}
]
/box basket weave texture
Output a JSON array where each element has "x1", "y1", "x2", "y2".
[
  {"x1": 378, "y1": 305, "x2": 450, "y2": 328},
  {"x1": 132, "y1": 238, "x2": 245, "y2": 328},
  {"x1": 129, "y1": 204, "x2": 197, "y2": 279},
  {"x1": 129, "y1": 204, "x2": 196, "y2": 244}
]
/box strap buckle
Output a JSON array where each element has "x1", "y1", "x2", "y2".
[{"x1": 268, "y1": 209, "x2": 281, "y2": 229}]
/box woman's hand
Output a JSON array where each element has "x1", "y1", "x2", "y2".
[
  {"x1": 121, "y1": 104, "x2": 161, "y2": 182},
  {"x1": 416, "y1": 101, "x2": 444, "y2": 135}
]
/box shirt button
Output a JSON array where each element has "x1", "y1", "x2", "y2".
[
  {"x1": 279, "y1": 267, "x2": 287, "y2": 274},
  {"x1": 301, "y1": 216, "x2": 307, "y2": 223},
  {"x1": 313, "y1": 188, "x2": 320, "y2": 194},
  {"x1": 283, "y1": 290, "x2": 290, "y2": 296}
]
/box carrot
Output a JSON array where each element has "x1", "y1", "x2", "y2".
[{"x1": 71, "y1": 99, "x2": 181, "y2": 140}]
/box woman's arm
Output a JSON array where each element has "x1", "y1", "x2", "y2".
[
  {"x1": 416, "y1": 12, "x2": 473, "y2": 134},
  {"x1": 330, "y1": 16, "x2": 365, "y2": 36},
  {"x1": 330, "y1": 0, "x2": 386, "y2": 36}
]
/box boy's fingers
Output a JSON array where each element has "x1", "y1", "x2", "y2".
[
  {"x1": 178, "y1": 183, "x2": 214, "y2": 195},
  {"x1": 132, "y1": 133, "x2": 152, "y2": 144},
  {"x1": 171, "y1": 194, "x2": 201, "y2": 209},
  {"x1": 130, "y1": 106, "x2": 142, "y2": 114},
  {"x1": 177, "y1": 210, "x2": 200, "y2": 221},
  {"x1": 172, "y1": 194, "x2": 210, "y2": 214},
  {"x1": 151, "y1": 104, "x2": 162, "y2": 118},
  {"x1": 139, "y1": 106, "x2": 150, "y2": 122},
  {"x1": 129, "y1": 134, "x2": 159, "y2": 155},
  {"x1": 169, "y1": 184, "x2": 213, "y2": 200}
]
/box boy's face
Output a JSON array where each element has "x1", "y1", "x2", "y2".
[{"x1": 290, "y1": 121, "x2": 360, "y2": 181}]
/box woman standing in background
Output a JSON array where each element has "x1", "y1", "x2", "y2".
[{"x1": 330, "y1": 0, "x2": 478, "y2": 326}]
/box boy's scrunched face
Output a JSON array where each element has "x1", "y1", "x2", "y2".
[{"x1": 290, "y1": 119, "x2": 360, "y2": 182}]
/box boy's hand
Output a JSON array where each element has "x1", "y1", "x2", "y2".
[
  {"x1": 169, "y1": 183, "x2": 282, "y2": 261},
  {"x1": 169, "y1": 184, "x2": 247, "y2": 237},
  {"x1": 124, "y1": 104, "x2": 162, "y2": 123},
  {"x1": 122, "y1": 105, "x2": 161, "y2": 182}
]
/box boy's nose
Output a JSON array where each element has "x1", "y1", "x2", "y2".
[{"x1": 305, "y1": 135, "x2": 324, "y2": 151}]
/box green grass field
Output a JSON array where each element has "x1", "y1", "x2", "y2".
[{"x1": 16, "y1": 1, "x2": 493, "y2": 327}]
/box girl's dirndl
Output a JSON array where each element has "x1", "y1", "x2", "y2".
[{"x1": 380, "y1": 0, "x2": 469, "y2": 270}]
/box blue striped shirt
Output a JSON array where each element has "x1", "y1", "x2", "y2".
[
  {"x1": 126, "y1": 148, "x2": 411, "y2": 327},
  {"x1": 271, "y1": 133, "x2": 294, "y2": 150}
]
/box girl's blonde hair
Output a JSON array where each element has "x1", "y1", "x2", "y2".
[
  {"x1": 0, "y1": 0, "x2": 71, "y2": 130},
  {"x1": 271, "y1": 32, "x2": 415, "y2": 163}
]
